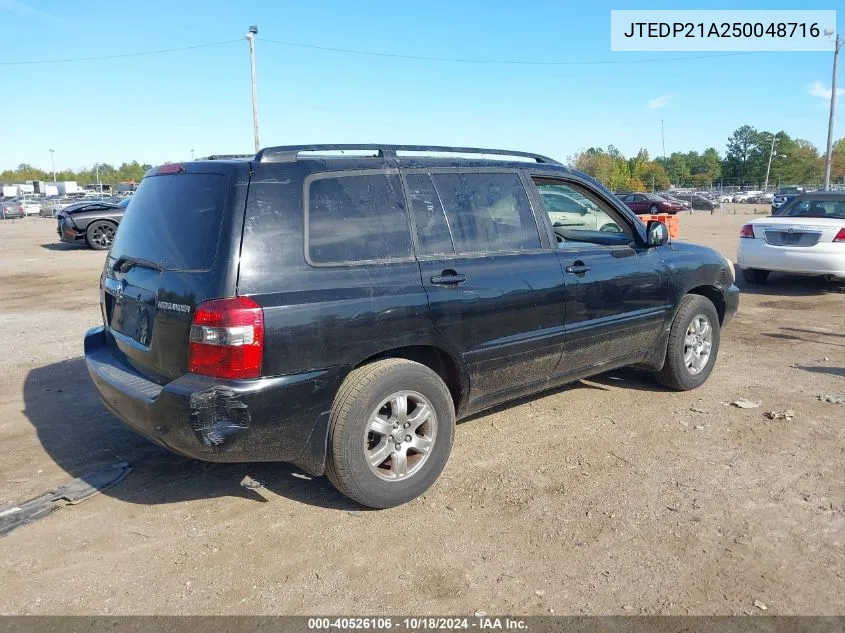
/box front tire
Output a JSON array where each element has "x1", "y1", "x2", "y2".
[
  {"x1": 325, "y1": 359, "x2": 455, "y2": 508},
  {"x1": 85, "y1": 220, "x2": 116, "y2": 250},
  {"x1": 649, "y1": 204, "x2": 659, "y2": 213},
  {"x1": 655, "y1": 295, "x2": 721, "y2": 391},
  {"x1": 742, "y1": 268, "x2": 769, "y2": 284}
]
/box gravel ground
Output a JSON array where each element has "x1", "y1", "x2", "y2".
[{"x1": 0, "y1": 208, "x2": 843, "y2": 616}]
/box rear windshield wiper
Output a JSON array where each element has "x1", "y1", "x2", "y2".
[{"x1": 111, "y1": 254, "x2": 164, "y2": 273}]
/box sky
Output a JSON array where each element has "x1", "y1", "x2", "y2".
[{"x1": 0, "y1": 0, "x2": 842, "y2": 171}]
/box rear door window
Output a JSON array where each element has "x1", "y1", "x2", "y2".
[
  {"x1": 306, "y1": 172, "x2": 413, "y2": 265},
  {"x1": 404, "y1": 173, "x2": 455, "y2": 256},
  {"x1": 110, "y1": 173, "x2": 226, "y2": 271},
  {"x1": 430, "y1": 172, "x2": 541, "y2": 254}
]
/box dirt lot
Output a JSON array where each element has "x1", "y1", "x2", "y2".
[{"x1": 1, "y1": 208, "x2": 843, "y2": 616}]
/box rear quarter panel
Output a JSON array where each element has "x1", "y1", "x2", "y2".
[{"x1": 237, "y1": 162, "x2": 451, "y2": 378}]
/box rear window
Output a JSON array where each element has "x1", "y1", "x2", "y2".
[
  {"x1": 110, "y1": 174, "x2": 226, "y2": 271},
  {"x1": 780, "y1": 198, "x2": 845, "y2": 219},
  {"x1": 306, "y1": 172, "x2": 412, "y2": 265}
]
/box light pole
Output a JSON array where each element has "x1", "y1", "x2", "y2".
[
  {"x1": 763, "y1": 133, "x2": 779, "y2": 193},
  {"x1": 95, "y1": 163, "x2": 101, "y2": 199},
  {"x1": 49, "y1": 149, "x2": 55, "y2": 182},
  {"x1": 823, "y1": 30, "x2": 842, "y2": 190},
  {"x1": 245, "y1": 25, "x2": 260, "y2": 153},
  {"x1": 190, "y1": 149, "x2": 195, "y2": 161}
]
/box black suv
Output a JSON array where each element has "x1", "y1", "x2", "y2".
[{"x1": 84, "y1": 145, "x2": 739, "y2": 508}]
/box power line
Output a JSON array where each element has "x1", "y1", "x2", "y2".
[
  {"x1": 261, "y1": 38, "x2": 774, "y2": 66},
  {"x1": 0, "y1": 36, "x2": 800, "y2": 68},
  {"x1": 0, "y1": 39, "x2": 242, "y2": 66}
]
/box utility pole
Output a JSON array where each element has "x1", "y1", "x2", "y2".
[
  {"x1": 764, "y1": 133, "x2": 777, "y2": 193},
  {"x1": 661, "y1": 119, "x2": 666, "y2": 161},
  {"x1": 823, "y1": 31, "x2": 841, "y2": 190},
  {"x1": 49, "y1": 149, "x2": 55, "y2": 182},
  {"x1": 190, "y1": 149, "x2": 195, "y2": 161},
  {"x1": 246, "y1": 25, "x2": 260, "y2": 153},
  {"x1": 95, "y1": 163, "x2": 101, "y2": 198}
]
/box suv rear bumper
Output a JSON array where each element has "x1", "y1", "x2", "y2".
[{"x1": 84, "y1": 326, "x2": 346, "y2": 475}]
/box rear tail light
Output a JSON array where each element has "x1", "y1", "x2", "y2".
[
  {"x1": 188, "y1": 297, "x2": 264, "y2": 379},
  {"x1": 834, "y1": 228, "x2": 845, "y2": 243},
  {"x1": 739, "y1": 224, "x2": 755, "y2": 239}
]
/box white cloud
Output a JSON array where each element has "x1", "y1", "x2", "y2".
[
  {"x1": 806, "y1": 80, "x2": 845, "y2": 100},
  {"x1": 647, "y1": 94, "x2": 672, "y2": 110}
]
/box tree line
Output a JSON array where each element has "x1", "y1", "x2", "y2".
[
  {"x1": 0, "y1": 161, "x2": 151, "y2": 187},
  {"x1": 3, "y1": 128, "x2": 845, "y2": 192},
  {"x1": 569, "y1": 127, "x2": 845, "y2": 192}
]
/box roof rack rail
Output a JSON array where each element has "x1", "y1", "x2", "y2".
[
  {"x1": 255, "y1": 144, "x2": 561, "y2": 166},
  {"x1": 199, "y1": 154, "x2": 256, "y2": 161}
]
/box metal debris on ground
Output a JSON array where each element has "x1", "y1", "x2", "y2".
[
  {"x1": 731, "y1": 399, "x2": 762, "y2": 409},
  {"x1": 764, "y1": 410, "x2": 795, "y2": 421},
  {"x1": 0, "y1": 462, "x2": 131, "y2": 537},
  {"x1": 240, "y1": 476, "x2": 266, "y2": 490},
  {"x1": 818, "y1": 394, "x2": 845, "y2": 405}
]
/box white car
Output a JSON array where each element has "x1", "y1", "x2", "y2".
[
  {"x1": 733, "y1": 191, "x2": 761, "y2": 203},
  {"x1": 737, "y1": 193, "x2": 845, "y2": 283}
]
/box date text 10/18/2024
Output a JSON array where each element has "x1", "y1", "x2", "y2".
[{"x1": 307, "y1": 617, "x2": 529, "y2": 630}]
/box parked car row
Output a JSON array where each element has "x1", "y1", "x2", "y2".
[{"x1": 0, "y1": 190, "x2": 133, "y2": 220}]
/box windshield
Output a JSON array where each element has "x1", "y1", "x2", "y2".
[
  {"x1": 777, "y1": 187, "x2": 802, "y2": 195},
  {"x1": 779, "y1": 198, "x2": 845, "y2": 219}
]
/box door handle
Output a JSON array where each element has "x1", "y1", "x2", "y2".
[
  {"x1": 565, "y1": 263, "x2": 591, "y2": 275},
  {"x1": 431, "y1": 273, "x2": 467, "y2": 286}
]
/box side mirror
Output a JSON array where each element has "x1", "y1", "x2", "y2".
[{"x1": 647, "y1": 220, "x2": 669, "y2": 247}]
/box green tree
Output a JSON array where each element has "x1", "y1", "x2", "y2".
[
  {"x1": 723, "y1": 125, "x2": 761, "y2": 183},
  {"x1": 831, "y1": 138, "x2": 845, "y2": 183}
]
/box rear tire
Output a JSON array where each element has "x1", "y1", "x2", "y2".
[
  {"x1": 742, "y1": 268, "x2": 769, "y2": 284},
  {"x1": 85, "y1": 220, "x2": 116, "y2": 250},
  {"x1": 655, "y1": 295, "x2": 721, "y2": 391},
  {"x1": 325, "y1": 359, "x2": 455, "y2": 509}
]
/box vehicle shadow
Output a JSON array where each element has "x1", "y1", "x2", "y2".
[
  {"x1": 782, "y1": 327, "x2": 845, "y2": 339},
  {"x1": 794, "y1": 365, "x2": 845, "y2": 379},
  {"x1": 587, "y1": 367, "x2": 673, "y2": 393},
  {"x1": 762, "y1": 332, "x2": 845, "y2": 349},
  {"x1": 40, "y1": 243, "x2": 85, "y2": 251},
  {"x1": 458, "y1": 380, "x2": 610, "y2": 426},
  {"x1": 735, "y1": 272, "x2": 845, "y2": 297},
  {"x1": 458, "y1": 368, "x2": 668, "y2": 426},
  {"x1": 21, "y1": 357, "x2": 362, "y2": 511}
]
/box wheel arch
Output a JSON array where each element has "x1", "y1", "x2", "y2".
[
  {"x1": 686, "y1": 285, "x2": 726, "y2": 324},
  {"x1": 357, "y1": 345, "x2": 468, "y2": 416}
]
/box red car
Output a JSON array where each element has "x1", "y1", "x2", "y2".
[{"x1": 617, "y1": 193, "x2": 684, "y2": 215}]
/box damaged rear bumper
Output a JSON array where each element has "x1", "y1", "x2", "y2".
[{"x1": 83, "y1": 326, "x2": 347, "y2": 475}]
